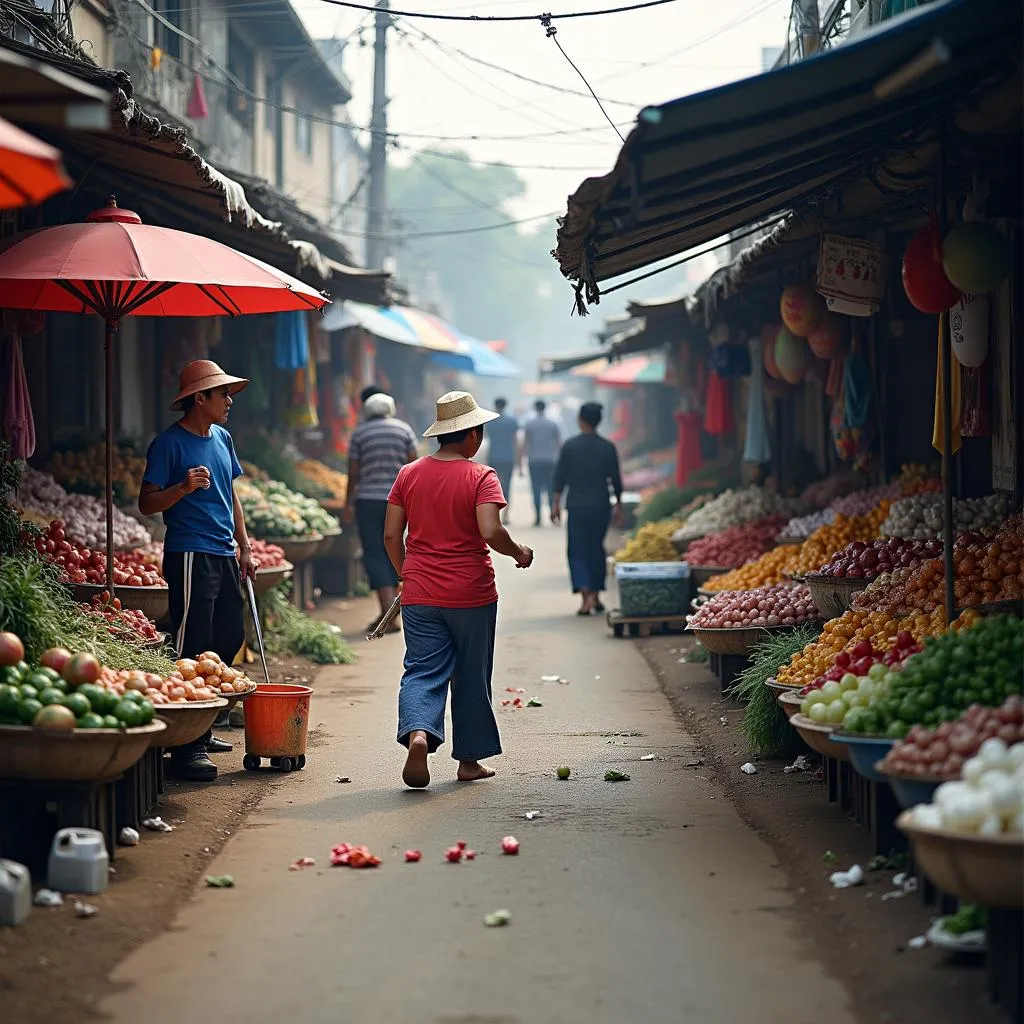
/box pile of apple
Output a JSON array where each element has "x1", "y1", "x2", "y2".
[
  {"x1": 813, "y1": 537, "x2": 943, "y2": 579},
  {"x1": 688, "y1": 583, "x2": 818, "y2": 629}
]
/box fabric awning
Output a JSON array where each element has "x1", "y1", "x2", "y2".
[
  {"x1": 553, "y1": 0, "x2": 1022, "y2": 310},
  {"x1": 570, "y1": 357, "x2": 608, "y2": 379},
  {"x1": 449, "y1": 336, "x2": 521, "y2": 379},
  {"x1": 322, "y1": 300, "x2": 418, "y2": 345},
  {"x1": 595, "y1": 354, "x2": 667, "y2": 388}
]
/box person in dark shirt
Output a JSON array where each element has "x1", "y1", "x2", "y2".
[{"x1": 550, "y1": 402, "x2": 623, "y2": 616}]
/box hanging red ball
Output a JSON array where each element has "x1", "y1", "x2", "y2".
[{"x1": 902, "y1": 216, "x2": 961, "y2": 313}]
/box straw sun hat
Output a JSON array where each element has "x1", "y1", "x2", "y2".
[
  {"x1": 171, "y1": 359, "x2": 249, "y2": 411},
  {"x1": 423, "y1": 391, "x2": 499, "y2": 438}
]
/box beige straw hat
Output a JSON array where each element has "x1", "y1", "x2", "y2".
[
  {"x1": 171, "y1": 359, "x2": 249, "y2": 411},
  {"x1": 423, "y1": 391, "x2": 499, "y2": 438}
]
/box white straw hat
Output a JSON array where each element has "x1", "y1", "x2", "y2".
[{"x1": 423, "y1": 391, "x2": 499, "y2": 438}]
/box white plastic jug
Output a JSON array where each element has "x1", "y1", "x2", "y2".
[
  {"x1": 0, "y1": 858, "x2": 31, "y2": 925},
  {"x1": 47, "y1": 828, "x2": 109, "y2": 895}
]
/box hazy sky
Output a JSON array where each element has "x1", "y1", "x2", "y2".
[{"x1": 294, "y1": 0, "x2": 791, "y2": 229}]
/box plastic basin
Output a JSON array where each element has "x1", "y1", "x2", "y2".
[
  {"x1": 829, "y1": 734, "x2": 895, "y2": 782},
  {"x1": 876, "y1": 763, "x2": 948, "y2": 810},
  {"x1": 244, "y1": 683, "x2": 313, "y2": 759}
]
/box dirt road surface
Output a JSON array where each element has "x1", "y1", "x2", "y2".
[{"x1": 98, "y1": 520, "x2": 857, "y2": 1024}]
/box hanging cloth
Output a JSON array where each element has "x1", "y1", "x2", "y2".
[
  {"x1": 742, "y1": 335, "x2": 771, "y2": 464},
  {"x1": 842, "y1": 350, "x2": 873, "y2": 429},
  {"x1": 674, "y1": 410, "x2": 703, "y2": 489},
  {"x1": 2, "y1": 333, "x2": 35, "y2": 459},
  {"x1": 960, "y1": 362, "x2": 990, "y2": 438},
  {"x1": 288, "y1": 342, "x2": 319, "y2": 430},
  {"x1": 274, "y1": 311, "x2": 309, "y2": 372},
  {"x1": 932, "y1": 313, "x2": 962, "y2": 455},
  {"x1": 186, "y1": 73, "x2": 209, "y2": 119},
  {"x1": 703, "y1": 370, "x2": 734, "y2": 436}
]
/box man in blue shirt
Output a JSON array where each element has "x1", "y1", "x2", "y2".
[
  {"x1": 486, "y1": 397, "x2": 519, "y2": 525},
  {"x1": 139, "y1": 360, "x2": 257, "y2": 782}
]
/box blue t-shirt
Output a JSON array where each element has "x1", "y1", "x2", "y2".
[
  {"x1": 487, "y1": 413, "x2": 519, "y2": 464},
  {"x1": 143, "y1": 423, "x2": 243, "y2": 557}
]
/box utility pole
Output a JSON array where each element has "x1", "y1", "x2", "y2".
[
  {"x1": 366, "y1": 0, "x2": 390, "y2": 270},
  {"x1": 795, "y1": 0, "x2": 821, "y2": 58}
]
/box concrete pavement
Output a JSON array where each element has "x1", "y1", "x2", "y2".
[{"x1": 99, "y1": 516, "x2": 858, "y2": 1024}]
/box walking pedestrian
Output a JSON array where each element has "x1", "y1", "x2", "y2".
[
  {"x1": 519, "y1": 399, "x2": 562, "y2": 526},
  {"x1": 486, "y1": 397, "x2": 519, "y2": 524},
  {"x1": 344, "y1": 392, "x2": 418, "y2": 634},
  {"x1": 551, "y1": 402, "x2": 623, "y2": 616},
  {"x1": 139, "y1": 360, "x2": 257, "y2": 782},
  {"x1": 383, "y1": 391, "x2": 534, "y2": 789}
]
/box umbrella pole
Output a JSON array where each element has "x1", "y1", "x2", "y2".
[
  {"x1": 937, "y1": 138, "x2": 955, "y2": 626},
  {"x1": 105, "y1": 319, "x2": 116, "y2": 596}
]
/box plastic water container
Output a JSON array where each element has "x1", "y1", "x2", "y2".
[
  {"x1": 47, "y1": 828, "x2": 109, "y2": 895},
  {"x1": 0, "y1": 859, "x2": 31, "y2": 926}
]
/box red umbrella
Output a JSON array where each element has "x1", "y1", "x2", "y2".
[
  {"x1": 0, "y1": 115, "x2": 71, "y2": 210},
  {"x1": 0, "y1": 197, "x2": 329, "y2": 591}
]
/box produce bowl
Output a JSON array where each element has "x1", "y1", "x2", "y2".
[
  {"x1": 141, "y1": 631, "x2": 171, "y2": 652},
  {"x1": 686, "y1": 564, "x2": 741, "y2": 587},
  {"x1": 876, "y1": 763, "x2": 951, "y2": 810},
  {"x1": 315, "y1": 529, "x2": 343, "y2": 558},
  {"x1": 0, "y1": 720, "x2": 167, "y2": 781},
  {"x1": 828, "y1": 733, "x2": 895, "y2": 782},
  {"x1": 72, "y1": 582, "x2": 170, "y2": 622},
  {"x1": 764, "y1": 677, "x2": 797, "y2": 693},
  {"x1": 154, "y1": 698, "x2": 228, "y2": 749},
  {"x1": 804, "y1": 573, "x2": 877, "y2": 619},
  {"x1": 254, "y1": 561, "x2": 293, "y2": 595},
  {"x1": 789, "y1": 713, "x2": 850, "y2": 762},
  {"x1": 688, "y1": 623, "x2": 802, "y2": 657},
  {"x1": 777, "y1": 689, "x2": 803, "y2": 720},
  {"x1": 218, "y1": 681, "x2": 259, "y2": 714},
  {"x1": 897, "y1": 811, "x2": 1024, "y2": 908},
  {"x1": 261, "y1": 535, "x2": 323, "y2": 565}
]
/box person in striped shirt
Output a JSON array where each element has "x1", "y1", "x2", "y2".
[{"x1": 344, "y1": 392, "x2": 418, "y2": 633}]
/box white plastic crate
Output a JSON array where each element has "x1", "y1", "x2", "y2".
[{"x1": 615, "y1": 561, "x2": 690, "y2": 616}]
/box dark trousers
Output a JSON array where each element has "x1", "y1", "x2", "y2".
[
  {"x1": 492, "y1": 463, "x2": 514, "y2": 513},
  {"x1": 567, "y1": 504, "x2": 612, "y2": 593},
  {"x1": 355, "y1": 498, "x2": 399, "y2": 590},
  {"x1": 528, "y1": 460, "x2": 556, "y2": 522},
  {"x1": 163, "y1": 551, "x2": 245, "y2": 758}
]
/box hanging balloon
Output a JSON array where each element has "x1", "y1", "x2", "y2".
[
  {"x1": 780, "y1": 284, "x2": 825, "y2": 337},
  {"x1": 942, "y1": 221, "x2": 1012, "y2": 295},
  {"x1": 762, "y1": 324, "x2": 783, "y2": 380},
  {"x1": 774, "y1": 326, "x2": 809, "y2": 384},
  {"x1": 950, "y1": 293, "x2": 990, "y2": 368},
  {"x1": 902, "y1": 217, "x2": 961, "y2": 313},
  {"x1": 807, "y1": 315, "x2": 847, "y2": 360}
]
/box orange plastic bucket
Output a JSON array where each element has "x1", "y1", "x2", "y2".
[{"x1": 243, "y1": 683, "x2": 312, "y2": 759}]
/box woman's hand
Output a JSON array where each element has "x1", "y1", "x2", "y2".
[
  {"x1": 550, "y1": 499, "x2": 562, "y2": 525},
  {"x1": 515, "y1": 544, "x2": 534, "y2": 569}
]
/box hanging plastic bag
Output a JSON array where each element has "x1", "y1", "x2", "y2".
[{"x1": 742, "y1": 335, "x2": 771, "y2": 464}]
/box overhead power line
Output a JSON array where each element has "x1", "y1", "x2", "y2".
[
  {"x1": 313, "y1": 0, "x2": 681, "y2": 23},
  {"x1": 358, "y1": 210, "x2": 558, "y2": 239}
]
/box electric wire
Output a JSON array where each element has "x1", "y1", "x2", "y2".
[{"x1": 312, "y1": 0, "x2": 683, "y2": 24}]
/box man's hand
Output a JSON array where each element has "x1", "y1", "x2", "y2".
[
  {"x1": 342, "y1": 504, "x2": 355, "y2": 526},
  {"x1": 515, "y1": 544, "x2": 534, "y2": 569},
  {"x1": 182, "y1": 466, "x2": 211, "y2": 493},
  {"x1": 238, "y1": 545, "x2": 258, "y2": 581},
  {"x1": 612, "y1": 503, "x2": 626, "y2": 529},
  {"x1": 550, "y1": 500, "x2": 562, "y2": 525}
]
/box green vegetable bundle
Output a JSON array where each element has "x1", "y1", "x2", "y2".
[{"x1": 260, "y1": 583, "x2": 357, "y2": 665}]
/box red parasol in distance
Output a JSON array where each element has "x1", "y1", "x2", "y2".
[
  {"x1": 0, "y1": 115, "x2": 72, "y2": 210},
  {"x1": 0, "y1": 197, "x2": 329, "y2": 590}
]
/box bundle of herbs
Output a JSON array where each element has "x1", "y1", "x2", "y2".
[
  {"x1": 260, "y1": 583, "x2": 357, "y2": 665},
  {"x1": 0, "y1": 550, "x2": 174, "y2": 672},
  {"x1": 729, "y1": 624, "x2": 821, "y2": 758}
]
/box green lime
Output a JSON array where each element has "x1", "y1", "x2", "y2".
[
  {"x1": 102, "y1": 714, "x2": 122, "y2": 730},
  {"x1": 37, "y1": 666, "x2": 61, "y2": 683},
  {"x1": 137, "y1": 701, "x2": 155, "y2": 726},
  {"x1": 17, "y1": 698, "x2": 43, "y2": 725},
  {"x1": 78, "y1": 712, "x2": 105, "y2": 730},
  {"x1": 0, "y1": 684, "x2": 20, "y2": 718},
  {"x1": 886, "y1": 719, "x2": 909, "y2": 740},
  {"x1": 77, "y1": 684, "x2": 107, "y2": 712},
  {"x1": 0, "y1": 666, "x2": 23, "y2": 686},
  {"x1": 36, "y1": 687, "x2": 65, "y2": 707},
  {"x1": 19, "y1": 683, "x2": 39, "y2": 702},
  {"x1": 121, "y1": 690, "x2": 147, "y2": 706},
  {"x1": 61, "y1": 692, "x2": 92, "y2": 718},
  {"x1": 113, "y1": 699, "x2": 144, "y2": 728},
  {"x1": 25, "y1": 671, "x2": 56, "y2": 692},
  {"x1": 15, "y1": 661, "x2": 28, "y2": 675}
]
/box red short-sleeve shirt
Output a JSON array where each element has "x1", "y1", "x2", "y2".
[{"x1": 388, "y1": 457, "x2": 507, "y2": 608}]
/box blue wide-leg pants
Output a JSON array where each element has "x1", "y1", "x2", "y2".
[{"x1": 397, "y1": 602, "x2": 501, "y2": 763}]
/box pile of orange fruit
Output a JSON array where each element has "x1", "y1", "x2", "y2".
[
  {"x1": 776, "y1": 606, "x2": 980, "y2": 689},
  {"x1": 787, "y1": 504, "x2": 891, "y2": 577},
  {"x1": 704, "y1": 545, "x2": 800, "y2": 592}
]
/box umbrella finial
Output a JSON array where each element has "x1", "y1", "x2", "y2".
[{"x1": 86, "y1": 197, "x2": 142, "y2": 225}]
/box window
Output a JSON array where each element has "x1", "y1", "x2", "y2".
[
  {"x1": 227, "y1": 30, "x2": 254, "y2": 126},
  {"x1": 153, "y1": 0, "x2": 183, "y2": 60},
  {"x1": 294, "y1": 112, "x2": 313, "y2": 157}
]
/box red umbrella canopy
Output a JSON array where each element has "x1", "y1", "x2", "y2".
[
  {"x1": 0, "y1": 197, "x2": 329, "y2": 317},
  {"x1": 0, "y1": 115, "x2": 72, "y2": 210}
]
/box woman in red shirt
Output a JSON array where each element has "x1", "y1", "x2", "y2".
[{"x1": 384, "y1": 391, "x2": 535, "y2": 789}]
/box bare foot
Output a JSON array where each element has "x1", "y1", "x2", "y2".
[
  {"x1": 457, "y1": 761, "x2": 496, "y2": 782},
  {"x1": 402, "y1": 733, "x2": 430, "y2": 788}
]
